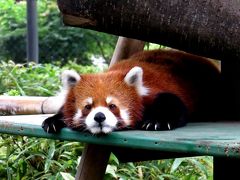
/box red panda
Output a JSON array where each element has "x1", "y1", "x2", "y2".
[{"x1": 42, "y1": 49, "x2": 221, "y2": 134}]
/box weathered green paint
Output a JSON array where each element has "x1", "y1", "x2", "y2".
[{"x1": 0, "y1": 116, "x2": 240, "y2": 158}]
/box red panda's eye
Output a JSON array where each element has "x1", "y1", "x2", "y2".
[
  {"x1": 109, "y1": 104, "x2": 117, "y2": 110},
  {"x1": 85, "y1": 105, "x2": 92, "y2": 110}
]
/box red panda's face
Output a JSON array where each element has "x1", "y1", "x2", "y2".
[
  {"x1": 72, "y1": 95, "x2": 129, "y2": 134},
  {"x1": 61, "y1": 67, "x2": 148, "y2": 134}
]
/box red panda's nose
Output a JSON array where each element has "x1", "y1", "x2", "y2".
[{"x1": 94, "y1": 112, "x2": 106, "y2": 123}]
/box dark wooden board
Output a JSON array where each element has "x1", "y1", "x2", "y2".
[{"x1": 57, "y1": 0, "x2": 240, "y2": 60}]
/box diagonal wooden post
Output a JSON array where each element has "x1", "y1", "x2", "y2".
[
  {"x1": 75, "y1": 37, "x2": 145, "y2": 180},
  {"x1": 110, "y1": 37, "x2": 145, "y2": 67},
  {"x1": 75, "y1": 144, "x2": 111, "y2": 180}
]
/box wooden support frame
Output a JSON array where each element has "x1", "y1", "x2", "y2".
[
  {"x1": 110, "y1": 37, "x2": 145, "y2": 67},
  {"x1": 75, "y1": 144, "x2": 111, "y2": 180}
]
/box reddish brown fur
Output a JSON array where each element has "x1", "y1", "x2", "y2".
[
  {"x1": 64, "y1": 49, "x2": 221, "y2": 128},
  {"x1": 64, "y1": 72, "x2": 143, "y2": 127}
]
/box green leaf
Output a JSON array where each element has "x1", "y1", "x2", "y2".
[
  {"x1": 60, "y1": 172, "x2": 75, "y2": 180},
  {"x1": 105, "y1": 165, "x2": 118, "y2": 178},
  {"x1": 187, "y1": 158, "x2": 208, "y2": 178},
  {"x1": 44, "y1": 159, "x2": 51, "y2": 173},
  {"x1": 109, "y1": 153, "x2": 119, "y2": 166},
  {"x1": 47, "y1": 141, "x2": 55, "y2": 159},
  {"x1": 159, "y1": 174, "x2": 179, "y2": 180},
  {"x1": 170, "y1": 158, "x2": 185, "y2": 173}
]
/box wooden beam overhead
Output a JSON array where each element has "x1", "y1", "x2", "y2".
[{"x1": 57, "y1": 0, "x2": 240, "y2": 60}]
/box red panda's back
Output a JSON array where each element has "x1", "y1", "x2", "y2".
[{"x1": 108, "y1": 49, "x2": 221, "y2": 121}]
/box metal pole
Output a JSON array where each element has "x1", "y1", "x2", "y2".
[{"x1": 26, "y1": 0, "x2": 39, "y2": 63}]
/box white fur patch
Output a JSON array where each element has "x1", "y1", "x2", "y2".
[
  {"x1": 85, "y1": 106, "x2": 118, "y2": 134},
  {"x1": 85, "y1": 97, "x2": 93, "y2": 105},
  {"x1": 106, "y1": 96, "x2": 113, "y2": 104},
  {"x1": 120, "y1": 109, "x2": 130, "y2": 126},
  {"x1": 73, "y1": 109, "x2": 82, "y2": 124},
  {"x1": 61, "y1": 70, "x2": 80, "y2": 89},
  {"x1": 124, "y1": 66, "x2": 149, "y2": 96}
]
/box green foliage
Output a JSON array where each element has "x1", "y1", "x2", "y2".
[
  {"x1": 0, "y1": 0, "x2": 117, "y2": 64},
  {"x1": 144, "y1": 43, "x2": 167, "y2": 50},
  {"x1": 105, "y1": 157, "x2": 213, "y2": 180},
  {"x1": 0, "y1": 60, "x2": 99, "y2": 96},
  {"x1": 0, "y1": 61, "x2": 213, "y2": 179},
  {"x1": 0, "y1": 135, "x2": 82, "y2": 179}
]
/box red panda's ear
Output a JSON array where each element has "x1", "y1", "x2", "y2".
[
  {"x1": 124, "y1": 66, "x2": 149, "y2": 96},
  {"x1": 124, "y1": 66, "x2": 143, "y2": 86},
  {"x1": 61, "y1": 70, "x2": 81, "y2": 89}
]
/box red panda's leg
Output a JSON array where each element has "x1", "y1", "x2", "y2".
[
  {"x1": 140, "y1": 93, "x2": 189, "y2": 131},
  {"x1": 42, "y1": 107, "x2": 66, "y2": 133}
]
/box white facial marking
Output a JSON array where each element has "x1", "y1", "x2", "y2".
[
  {"x1": 85, "y1": 106, "x2": 118, "y2": 134},
  {"x1": 85, "y1": 97, "x2": 93, "y2": 105},
  {"x1": 102, "y1": 127, "x2": 113, "y2": 134},
  {"x1": 120, "y1": 109, "x2": 130, "y2": 125},
  {"x1": 73, "y1": 109, "x2": 82, "y2": 124},
  {"x1": 89, "y1": 127, "x2": 102, "y2": 134},
  {"x1": 106, "y1": 96, "x2": 113, "y2": 104},
  {"x1": 124, "y1": 66, "x2": 149, "y2": 96},
  {"x1": 61, "y1": 70, "x2": 81, "y2": 89}
]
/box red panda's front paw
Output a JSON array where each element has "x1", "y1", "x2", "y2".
[
  {"x1": 42, "y1": 113, "x2": 66, "y2": 133},
  {"x1": 141, "y1": 93, "x2": 189, "y2": 131},
  {"x1": 140, "y1": 120, "x2": 175, "y2": 131}
]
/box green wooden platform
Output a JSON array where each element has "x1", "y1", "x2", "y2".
[{"x1": 0, "y1": 114, "x2": 240, "y2": 159}]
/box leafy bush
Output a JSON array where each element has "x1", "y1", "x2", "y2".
[
  {"x1": 0, "y1": 61, "x2": 99, "y2": 96},
  {"x1": 105, "y1": 156, "x2": 213, "y2": 180},
  {"x1": 0, "y1": 135, "x2": 82, "y2": 179},
  {"x1": 0, "y1": 61, "x2": 213, "y2": 179}
]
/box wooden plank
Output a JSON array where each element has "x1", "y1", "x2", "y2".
[
  {"x1": 57, "y1": 0, "x2": 240, "y2": 60},
  {"x1": 75, "y1": 144, "x2": 110, "y2": 180},
  {"x1": 0, "y1": 115, "x2": 240, "y2": 158},
  {"x1": 0, "y1": 114, "x2": 51, "y2": 125},
  {"x1": 0, "y1": 96, "x2": 60, "y2": 115}
]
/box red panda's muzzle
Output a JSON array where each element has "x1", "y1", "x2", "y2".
[{"x1": 84, "y1": 107, "x2": 119, "y2": 134}]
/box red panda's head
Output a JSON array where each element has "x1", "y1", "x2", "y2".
[{"x1": 61, "y1": 67, "x2": 149, "y2": 134}]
